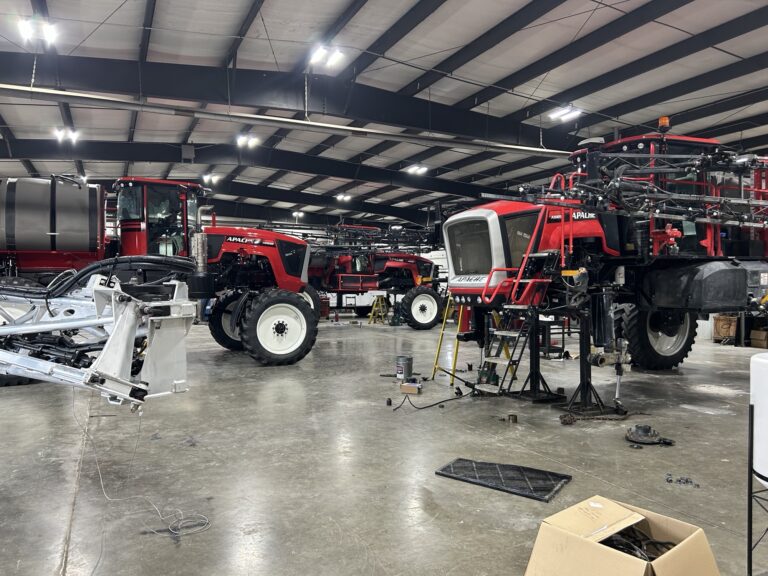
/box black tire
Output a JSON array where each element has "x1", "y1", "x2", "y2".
[
  {"x1": 617, "y1": 305, "x2": 697, "y2": 370},
  {"x1": 208, "y1": 292, "x2": 245, "y2": 351},
  {"x1": 239, "y1": 289, "x2": 318, "y2": 365},
  {"x1": 401, "y1": 286, "x2": 443, "y2": 330},
  {"x1": 299, "y1": 285, "x2": 321, "y2": 321},
  {"x1": 355, "y1": 306, "x2": 372, "y2": 318}
]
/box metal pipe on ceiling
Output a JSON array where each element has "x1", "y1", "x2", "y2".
[{"x1": 0, "y1": 83, "x2": 571, "y2": 159}]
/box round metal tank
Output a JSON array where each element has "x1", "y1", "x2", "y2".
[
  {"x1": 0, "y1": 177, "x2": 101, "y2": 253},
  {"x1": 751, "y1": 353, "x2": 768, "y2": 488}
]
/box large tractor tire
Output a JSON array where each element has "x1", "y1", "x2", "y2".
[
  {"x1": 239, "y1": 290, "x2": 318, "y2": 365},
  {"x1": 617, "y1": 305, "x2": 697, "y2": 370},
  {"x1": 208, "y1": 291, "x2": 245, "y2": 351},
  {"x1": 401, "y1": 286, "x2": 443, "y2": 330},
  {"x1": 299, "y1": 285, "x2": 321, "y2": 321}
]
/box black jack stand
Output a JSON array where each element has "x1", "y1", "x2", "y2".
[
  {"x1": 510, "y1": 310, "x2": 566, "y2": 404},
  {"x1": 561, "y1": 310, "x2": 608, "y2": 416}
]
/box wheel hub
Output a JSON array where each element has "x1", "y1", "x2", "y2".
[{"x1": 273, "y1": 321, "x2": 288, "y2": 335}]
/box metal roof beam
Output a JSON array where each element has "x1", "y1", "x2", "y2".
[{"x1": 454, "y1": 0, "x2": 692, "y2": 110}]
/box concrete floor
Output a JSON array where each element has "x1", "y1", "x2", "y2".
[{"x1": 0, "y1": 318, "x2": 765, "y2": 575}]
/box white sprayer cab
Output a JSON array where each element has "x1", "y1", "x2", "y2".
[{"x1": 442, "y1": 208, "x2": 510, "y2": 302}]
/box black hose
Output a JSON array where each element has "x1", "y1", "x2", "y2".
[{"x1": 0, "y1": 256, "x2": 196, "y2": 299}]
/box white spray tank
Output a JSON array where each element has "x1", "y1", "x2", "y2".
[{"x1": 750, "y1": 353, "x2": 768, "y2": 488}]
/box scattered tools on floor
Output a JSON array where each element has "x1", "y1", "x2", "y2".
[
  {"x1": 625, "y1": 424, "x2": 675, "y2": 446},
  {"x1": 665, "y1": 473, "x2": 700, "y2": 488}
]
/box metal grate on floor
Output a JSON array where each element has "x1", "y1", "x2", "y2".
[{"x1": 435, "y1": 458, "x2": 572, "y2": 502}]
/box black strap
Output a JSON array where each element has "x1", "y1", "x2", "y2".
[
  {"x1": 88, "y1": 185, "x2": 98, "y2": 252},
  {"x1": 5, "y1": 179, "x2": 16, "y2": 251},
  {"x1": 49, "y1": 177, "x2": 57, "y2": 250}
]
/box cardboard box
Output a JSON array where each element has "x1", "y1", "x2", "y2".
[
  {"x1": 525, "y1": 495, "x2": 720, "y2": 576},
  {"x1": 713, "y1": 314, "x2": 737, "y2": 342},
  {"x1": 752, "y1": 330, "x2": 768, "y2": 349},
  {"x1": 399, "y1": 382, "x2": 422, "y2": 394}
]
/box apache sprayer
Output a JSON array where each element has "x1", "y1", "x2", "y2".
[
  {"x1": 0, "y1": 176, "x2": 318, "y2": 366},
  {"x1": 443, "y1": 130, "x2": 768, "y2": 411}
]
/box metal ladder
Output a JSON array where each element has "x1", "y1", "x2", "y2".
[{"x1": 476, "y1": 311, "x2": 531, "y2": 395}]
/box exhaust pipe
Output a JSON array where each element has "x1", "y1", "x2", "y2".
[{"x1": 187, "y1": 206, "x2": 215, "y2": 300}]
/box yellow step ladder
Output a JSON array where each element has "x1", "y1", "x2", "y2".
[{"x1": 368, "y1": 295, "x2": 389, "y2": 324}]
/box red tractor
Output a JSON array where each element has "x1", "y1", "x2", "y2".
[
  {"x1": 443, "y1": 132, "x2": 768, "y2": 381},
  {"x1": 308, "y1": 246, "x2": 443, "y2": 329},
  {"x1": 0, "y1": 176, "x2": 318, "y2": 365}
]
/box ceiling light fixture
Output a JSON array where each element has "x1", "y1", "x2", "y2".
[
  {"x1": 292, "y1": 211, "x2": 304, "y2": 218},
  {"x1": 406, "y1": 164, "x2": 428, "y2": 175},
  {"x1": 236, "y1": 134, "x2": 248, "y2": 147},
  {"x1": 247, "y1": 136, "x2": 259, "y2": 148},
  {"x1": 309, "y1": 46, "x2": 343, "y2": 68},
  {"x1": 54, "y1": 128, "x2": 79, "y2": 143},
  {"x1": 310, "y1": 46, "x2": 328, "y2": 64},
  {"x1": 559, "y1": 109, "x2": 583, "y2": 122},
  {"x1": 18, "y1": 19, "x2": 33, "y2": 42},
  {"x1": 548, "y1": 106, "x2": 572, "y2": 120},
  {"x1": 41, "y1": 22, "x2": 57, "y2": 45},
  {"x1": 335, "y1": 193, "x2": 351, "y2": 201}
]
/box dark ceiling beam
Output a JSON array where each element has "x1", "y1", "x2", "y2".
[
  {"x1": 454, "y1": 0, "x2": 692, "y2": 110},
  {"x1": 126, "y1": 0, "x2": 157, "y2": 175},
  {"x1": 339, "y1": 0, "x2": 447, "y2": 79},
  {"x1": 690, "y1": 111, "x2": 768, "y2": 140},
  {"x1": 221, "y1": 182, "x2": 427, "y2": 223},
  {"x1": 171, "y1": 0, "x2": 266, "y2": 180},
  {"x1": 399, "y1": 0, "x2": 567, "y2": 97},
  {"x1": 224, "y1": 0, "x2": 267, "y2": 68},
  {"x1": 0, "y1": 112, "x2": 38, "y2": 176},
  {"x1": 566, "y1": 50, "x2": 768, "y2": 137},
  {"x1": 0, "y1": 53, "x2": 544, "y2": 146},
  {"x1": 2, "y1": 139, "x2": 497, "y2": 199},
  {"x1": 725, "y1": 133, "x2": 768, "y2": 152},
  {"x1": 509, "y1": 6, "x2": 768, "y2": 123},
  {"x1": 210, "y1": 198, "x2": 388, "y2": 226},
  {"x1": 31, "y1": 0, "x2": 83, "y2": 178}
]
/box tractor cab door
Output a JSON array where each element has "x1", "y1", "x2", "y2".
[{"x1": 117, "y1": 182, "x2": 192, "y2": 257}]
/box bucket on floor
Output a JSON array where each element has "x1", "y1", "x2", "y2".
[
  {"x1": 751, "y1": 353, "x2": 768, "y2": 488},
  {"x1": 396, "y1": 355, "x2": 413, "y2": 380}
]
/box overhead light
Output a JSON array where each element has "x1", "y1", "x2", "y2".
[
  {"x1": 247, "y1": 136, "x2": 259, "y2": 148},
  {"x1": 211, "y1": 175, "x2": 220, "y2": 184},
  {"x1": 18, "y1": 19, "x2": 33, "y2": 42},
  {"x1": 335, "y1": 193, "x2": 351, "y2": 201},
  {"x1": 405, "y1": 164, "x2": 428, "y2": 175},
  {"x1": 309, "y1": 46, "x2": 343, "y2": 68},
  {"x1": 560, "y1": 109, "x2": 583, "y2": 122},
  {"x1": 326, "y1": 49, "x2": 344, "y2": 68},
  {"x1": 310, "y1": 46, "x2": 328, "y2": 64},
  {"x1": 548, "y1": 106, "x2": 572, "y2": 120},
  {"x1": 41, "y1": 22, "x2": 57, "y2": 45},
  {"x1": 54, "y1": 128, "x2": 78, "y2": 143},
  {"x1": 236, "y1": 134, "x2": 248, "y2": 147},
  {"x1": 202, "y1": 173, "x2": 220, "y2": 184},
  {"x1": 292, "y1": 211, "x2": 304, "y2": 218}
]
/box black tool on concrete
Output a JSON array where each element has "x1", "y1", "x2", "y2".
[
  {"x1": 435, "y1": 458, "x2": 571, "y2": 502},
  {"x1": 625, "y1": 424, "x2": 675, "y2": 446}
]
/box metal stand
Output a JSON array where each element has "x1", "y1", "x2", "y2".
[
  {"x1": 562, "y1": 310, "x2": 607, "y2": 415},
  {"x1": 510, "y1": 311, "x2": 566, "y2": 404},
  {"x1": 748, "y1": 404, "x2": 768, "y2": 576}
]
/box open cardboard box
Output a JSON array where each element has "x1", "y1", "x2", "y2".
[{"x1": 524, "y1": 495, "x2": 720, "y2": 576}]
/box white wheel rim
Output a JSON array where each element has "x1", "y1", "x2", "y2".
[
  {"x1": 221, "y1": 300, "x2": 241, "y2": 341},
  {"x1": 299, "y1": 291, "x2": 315, "y2": 309},
  {"x1": 647, "y1": 313, "x2": 690, "y2": 356},
  {"x1": 411, "y1": 293, "x2": 438, "y2": 324},
  {"x1": 256, "y1": 303, "x2": 307, "y2": 355}
]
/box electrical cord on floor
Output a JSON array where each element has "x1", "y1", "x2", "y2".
[
  {"x1": 393, "y1": 391, "x2": 471, "y2": 412},
  {"x1": 70, "y1": 391, "x2": 211, "y2": 570}
]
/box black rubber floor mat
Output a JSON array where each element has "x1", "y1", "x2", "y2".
[{"x1": 435, "y1": 458, "x2": 571, "y2": 502}]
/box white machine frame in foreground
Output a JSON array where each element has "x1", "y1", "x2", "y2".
[{"x1": 0, "y1": 275, "x2": 196, "y2": 408}]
